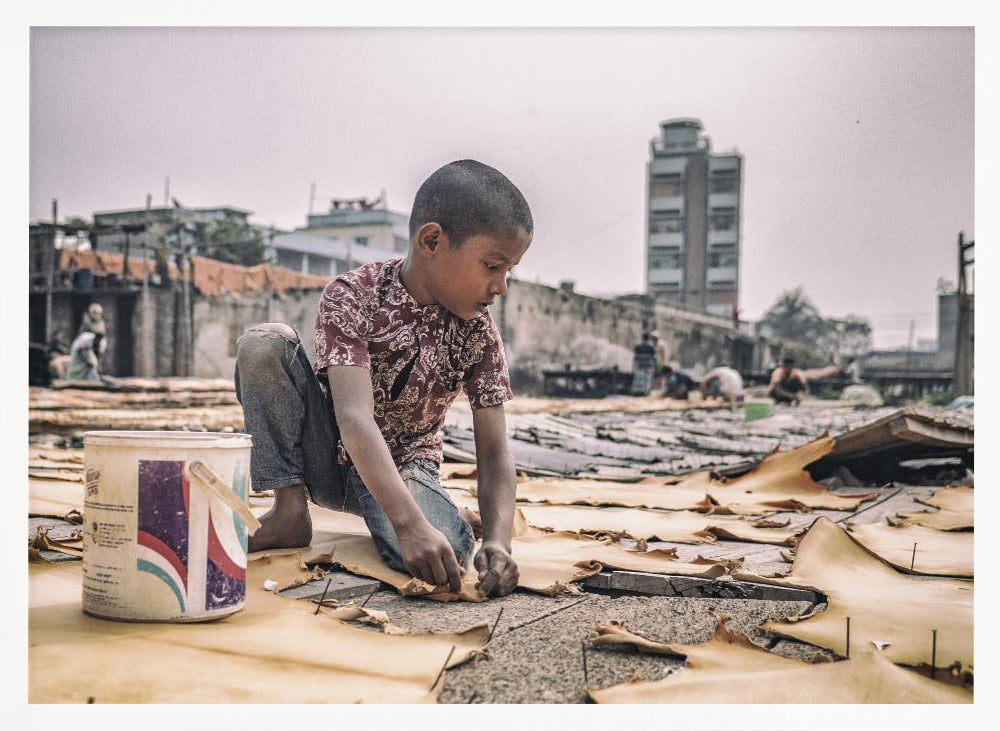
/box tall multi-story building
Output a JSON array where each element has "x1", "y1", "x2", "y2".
[{"x1": 645, "y1": 118, "x2": 742, "y2": 318}]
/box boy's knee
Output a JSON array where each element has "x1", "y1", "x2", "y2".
[
  {"x1": 235, "y1": 323, "x2": 298, "y2": 371},
  {"x1": 244, "y1": 322, "x2": 298, "y2": 342},
  {"x1": 446, "y1": 517, "x2": 477, "y2": 566}
]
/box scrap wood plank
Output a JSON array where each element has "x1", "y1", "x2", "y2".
[
  {"x1": 28, "y1": 405, "x2": 245, "y2": 433},
  {"x1": 821, "y1": 408, "x2": 973, "y2": 464}
]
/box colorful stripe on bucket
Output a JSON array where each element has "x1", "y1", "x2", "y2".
[
  {"x1": 137, "y1": 461, "x2": 190, "y2": 612},
  {"x1": 137, "y1": 558, "x2": 186, "y2": 613},
  {"x1": 204, "y1": 460, "x2": 248, "y2": 610}
]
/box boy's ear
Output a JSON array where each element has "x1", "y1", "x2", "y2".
[{"x1": 416, "y1": 222, "x2": 444, "y2": 255}]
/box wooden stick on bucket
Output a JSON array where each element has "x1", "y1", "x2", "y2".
[{"x1": 185, "y1": 460, "x2": 262, "y2": 534}]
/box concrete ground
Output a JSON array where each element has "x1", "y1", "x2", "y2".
[{"x1": 280, "y1": 577, "x2": 828, "y2": 704}]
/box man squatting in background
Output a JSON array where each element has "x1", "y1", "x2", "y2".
[{"x1": 234, "y1": 160, "x2": 532, "y2": 598}]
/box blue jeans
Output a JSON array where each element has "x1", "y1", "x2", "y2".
[{"x1": 234, "y1": 325, "x2": 475, "y2": 571}]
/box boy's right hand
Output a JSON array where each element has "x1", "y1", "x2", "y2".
[{"x1": 396, "y1": 516, "x2": 465, "y2": 592}]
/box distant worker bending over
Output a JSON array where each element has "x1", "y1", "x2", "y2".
[
  {"x1": 65, "y1": 332, "x2": 103, "y2": 381},
  {"x1": 662, "y1": 364, "x2": 698, "y2": 400},
  {"x1": 700, "y1": 365, "x2": 745, "y2": 404},
  {"x1": 768, "y1": 357, "x2": 808, "y2": 405},
  {"x1": 234, "y1": 160, "x2": 532, "y2": 598}
]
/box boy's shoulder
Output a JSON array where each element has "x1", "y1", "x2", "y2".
[
  {"x1": 333, "y1": 258, "x2": 400, "y2": 289},
  {"x1": 322, "y1": 258, "x2": 401, "y2": 305}
]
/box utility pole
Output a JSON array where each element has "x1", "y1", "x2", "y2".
[
  {"x1": 45, "y1": 199, "x2": 58, "y2": 342},
  {"x1": 164, "y1": 176, "x2": 170, "y2": 208},
  {"x1": 905, "y1": 319, "x2": 915, "y2": 373},
  {"x1": 953, "y1": 231, "x2": 974, "y2": 395},
  {"x1": 309, "y1": 182, "x2": 316, "y2": 216},
  {"x1": 136, "y1": 194, "x2": 155, "y2": 377}
]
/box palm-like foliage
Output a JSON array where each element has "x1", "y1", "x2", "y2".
[
  {"x1": 756, "y1": 287, "x2": 826, "y2": 342},
  {"x1": 757, "y1": 288, "x2": 872, "y2": 359}
]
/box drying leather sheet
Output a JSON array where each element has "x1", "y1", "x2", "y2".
[
  {"x1": 459, "y1": 435, "x2": 873, "y2": 516},
  {"x1": 28, "y1": 477, "x2": 85, "y2": 521},
  {"x1": 29, "y1": 553, "x2": 487, "y2": 703},
  {"x1": 513, "y1": 503, "x2": 797, "y2": 545},
  {"x1": 898, "y1": 486, "x2": 973, "y2": 531},
  {"x1": 708, "y1": 434, "x2": 876, "y2": 512},
  {"x1": 444, "y1": 485, "x2": 795, "y2": 546},
  {"x1": 733, "y1": 517, "x2": 973, "y2": 674},
  {"x1": 294, "y1": 505, "x2": 727, "y2": 599},
  {"x1": 509, "y1": 472, "x2": 717, "y2": 513},
  {"x1": 847, "y1": 522, "x2": 973, "y2": 578},
  {"x1": 503, "y1": 394, "x2": 724, "y2": 415},
  {"x1": 586, "y1": 618, "x2": 971, "y2": 703}
]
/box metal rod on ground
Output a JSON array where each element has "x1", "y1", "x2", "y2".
[
  {"x1": 911, "y1": 543, "x2": 918, "y2": 571},
  {"x1": 931, "y1": 629, "x2": 937, "y2": 679},
  {"x1": 846, "y1": 616, "x2": 851, "y2": 659},
  {"x1": 314, "y1": 578, "x2": 333, "y2": 615},
  {"x1": 430, "y1": 646, "x2": 456, "y2": 691},
  {"x1": 504, "y1": 596, "x2": 590, "y2": 634},
  {"x1": 466, "y1": 691, "x2": 478, "y2": 704},
  {"x1": 360, "y1": 586, "x2": 378, "y2": 608},
  {"x1": 488, "y1": 607, "x2": 504, "y2": 643}
]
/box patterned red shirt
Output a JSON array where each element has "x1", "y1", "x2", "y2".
[{"x1": 314, "y1": 258, "x2": 512, "y2": 467}]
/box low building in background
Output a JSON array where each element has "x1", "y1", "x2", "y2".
[
  {"x1": 305, "y1": 196, "x2": 409, "y2": 255},
  {"x1": 267, "y1": 229, "x2": 389, "y2": 278}
]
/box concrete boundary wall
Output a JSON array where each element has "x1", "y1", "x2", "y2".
[
  {"x1": 496, "y1": 279, "x2": 777, "y2": 394},
  {"x1": 43, "y1": 277, "x2": 777, "y2": 386}
]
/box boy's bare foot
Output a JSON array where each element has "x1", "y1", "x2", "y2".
[{"x1": 248, "y1": 484, "x2": 313, "y2": 552}]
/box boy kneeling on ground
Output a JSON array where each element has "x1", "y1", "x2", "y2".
[{"x1": 234, "y1": 160, "x2": 531, "y2": 598}]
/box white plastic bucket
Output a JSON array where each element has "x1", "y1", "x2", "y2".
[{"x1": 82, "y1": 430, "x2": 258, "y2": 622}]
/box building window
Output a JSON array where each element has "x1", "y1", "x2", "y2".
[
  {"x1": 709, "y1": 279, "x2": 735, "y2": 290},
  {"x1": 649, "y1": 175, "x2": 682, "y2": 197},
  {"x1": 354, "y1": 236, "x2": 368, "y2": 247},
  {"x1": 709, "y1": 171, "x2": 739, "y2": 194},
  {"x1": 307, "y1": 254, "x2": 332, "y2": 276},
  {"x1": 276, "y1": 248, "x2": 302, "y2": 272},
  {"x1": 649, "y1": 211, "x2": 683, "y2": 234},
  {"x1": 709, "y1": 207, "x2": 737, "y2": 231},
  {"x1": 650, "y1": 248, "x2": 682, "y2": 269},
  {"x1": 708, "y1": 246, "x2": 737, "y2": 268},
  {"x1": 652, "y1": 281, "x2": 681, "y2": 292}
]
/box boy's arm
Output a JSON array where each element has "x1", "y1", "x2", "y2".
[
  {"x1": 471, "y1": 404, "x2": 519, "y2": 597},
  {"x1": 326, "y1": 365, "x2": 464, "y2": 592}
]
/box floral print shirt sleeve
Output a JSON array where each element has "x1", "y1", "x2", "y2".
[
  {"x1": 314, "y1": 272, "x2": 375, "y2": 371},
  {"x1": 462, "y1": 314, "x2": 513, "y2": 410}
]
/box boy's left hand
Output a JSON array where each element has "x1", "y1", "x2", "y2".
[{"x1": 473, "y1": 541, "x2": 519, "y2": 597}]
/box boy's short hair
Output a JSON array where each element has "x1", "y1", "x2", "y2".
[
  {"x1": 409, "y1": 160, "x2": 533, "y2": 245},
  {"x1": 782, "y1": 357, "x2": 796, "y2": 366}
]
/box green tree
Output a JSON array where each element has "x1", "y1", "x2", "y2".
[
  {"x1": 818, "y1": 316, "x2": 872, "y2": 360},
  {"x1": 757, "y1": 288, "x2": 872, "y2": 361},
  {"x1": 756, "y1": 287, "x2": 827, "y2": 342},
  {"x1": 191, "y1": 219, "x2": 266, "y2": 267}
]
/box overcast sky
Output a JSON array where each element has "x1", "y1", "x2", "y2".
[{"x1": 29, "y1": 26, "x2": 973, "y2": 348}]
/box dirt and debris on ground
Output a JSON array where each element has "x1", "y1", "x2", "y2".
[{"x1": 27, "y1": 379, "x2": 973, "y2": 704}]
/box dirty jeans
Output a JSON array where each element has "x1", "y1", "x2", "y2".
[{"x1": 233, "y1": 325, "x2": 475, "y2": 572}]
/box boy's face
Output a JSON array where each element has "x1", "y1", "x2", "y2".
[{"x1": 426, "y1": 228, "x2": 532, "y2": 321}]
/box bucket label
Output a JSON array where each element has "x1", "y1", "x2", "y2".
[{"x1": 135, "y1": 460, "x2": 247, "y2": 615}]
